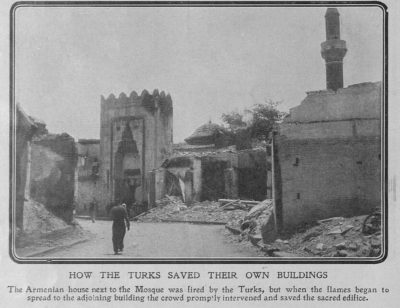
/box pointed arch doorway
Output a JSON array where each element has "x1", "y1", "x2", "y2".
[{"x1": 114, "y1": 121, "x2": 143, "y2": 214}]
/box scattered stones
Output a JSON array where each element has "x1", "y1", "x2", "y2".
[
  {"x1": 141, "y1": 196, "x2": 382, "y2": 259},
  {"x1": 327, "y1": 227, "x2": 343, "y2": 235},
  {"x1": 269, "y1": 213, "x2": 381, "y2": 258},
  {"x1": 335, "y1": 242, "x2": 347, "y2": 250},
  {"x1": 317, "y1": 217, "x2": 344, "y2": 224},
  {"x1": 302, "y1": 231, "x2": 320, "y2": 242},
  {"x1": 241, "y1": 199, "x2": 276, "y2": 244},
  {"x1": 341, "y1": 225, "x2": 354, "y2": 235},
  {"x1": 370, "y1": 237, "x2": 381, "y2": 248},
  {"x1": 139, "y1": 198, "x2": 247, "y2": 224},
  {"x1": 336, "y1": 250, "x2": 349, "y2": 257},
  {"x1": 348, "y1": 243, "x2": 358, "y2": 250},
  {"x1": 370, "y1": 248, "x2": 381, "y2": 257}
]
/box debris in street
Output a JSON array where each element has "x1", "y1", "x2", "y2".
[
  {"x1": 260, "y1": 214, "x2": 382, "y2": 257},
  {"x1": 16, "y1": 199, "x2": 90, "y2": 257},
  {"x1": 226, "y1": 199, "x2": 277, "y2": 245},
  {"x1": 137, "y1": 196, "x2": 247, "y2": 224}
]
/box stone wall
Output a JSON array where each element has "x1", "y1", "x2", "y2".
[
  {"x1": 15, "y1": 105, "x2": 38, "y2": 229},
  {"x1": 286, "y1": 82, "x2": 381, "y2": 123},
  {"x1": 274, "y1": 82, "x2": 382, "y2": 231},
  {"x1": 237, "y1": 149, "x2": 268, "y2": 201},
  {"x1": 275, "y1": 136, "x2": 380, "y2": 230},
  {"x1": 99, "y1": 89, "x2": 173, "y2": 214},
  {"x1": 30, "y1": 134, "x2": 77, "y2": 223}
]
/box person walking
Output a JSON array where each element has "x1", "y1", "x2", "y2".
[
  {"x1": 88, "y1": 199, "x2": 97, "y2": 223},
  {"x1": 110, "y1": 203, "x2": 130, "y2": 255}
]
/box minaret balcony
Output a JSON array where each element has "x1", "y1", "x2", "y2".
[{"x1": 321, "y1": 39, "x2": 347, "y2": 61}]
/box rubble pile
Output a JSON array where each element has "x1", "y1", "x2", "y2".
[
  {"x1": 137, "y1": 196, "x2": 247, "y2": 223},
  {"x1": 226, "y1": 199, "x2": 277, "y2": 245},
  {"x1": 22, "y1": 199, "x2": 70, "y2": 234},
  {"x1": 263, "y1": 214, "x2": 382, "y2": 257},
  {"x1": 16, "y1": 199, "x2": 89, "y2": 256}
]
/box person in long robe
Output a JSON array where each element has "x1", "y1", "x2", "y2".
[{"x1": 110, "y1": 203, "x2": 130, "y2": 255}]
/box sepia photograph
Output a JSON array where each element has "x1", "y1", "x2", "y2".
[{"x1": 11, "y1": 2, "x2": 386, "y2": 262}]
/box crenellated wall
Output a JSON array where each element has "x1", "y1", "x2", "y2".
[{"x1": 99, "y1": 89, "x2": 173, "y2": 214}]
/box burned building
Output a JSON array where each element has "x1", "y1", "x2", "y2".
[
  {"x1": 15, "y1": 104, "x2": 78, "y2": 228},
  {"x1": 272, "y1": 8, "x2": 382, "y2": 231},
  {"x1": 15, "y1": 104, "x2": 39, "y2": 229},
  {"x1": 30, "y1": 133, "x2": 78, "y2": 223},
  {"x1": 98, "y1": 89, "x2": 173, "y2": 214},
  {"x1": 148, "y1": 121, "x2": 269, "y2": 205}
]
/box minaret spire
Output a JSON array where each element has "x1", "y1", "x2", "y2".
[{"x1": 321, "y1": 8, "x2": 347, "y2": 91}]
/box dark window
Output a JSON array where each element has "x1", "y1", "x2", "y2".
[
  {"x1": 297, "y1": 193, "x2": 300, "y2": 199},
  {"x1": 293, "y1": 157, "x2": 299, "y2": 166}
]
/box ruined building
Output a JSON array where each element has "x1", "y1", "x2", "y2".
[
  {"x1": 98, "y1": 89, "x2": 173, "y2": 214},
  {"x1": 272, "y1": 8, "x2": 382, "y2": 231},
  {"x1": 15, "y1": 104, "x2": 39, "y2": 229},
  {"x1": 149, "y1": 121, "x2": 269, "y2": 205},
  {"x1": 15, "y1": 104, "x2": 78, "y2": 228},
  {"x1": 30, "y1": 133, "x2": 78, "y2": 223}
]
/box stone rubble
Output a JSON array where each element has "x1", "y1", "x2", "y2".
[
  {"x1": 136, "y1": 195, "x2": 247, "y2": 224},
  {"x1": 137, "y1": 196, "x2": 382, "y2": 259},
  {"x1": 261, "y1": 214, "x2": 382, "y2": 257}
]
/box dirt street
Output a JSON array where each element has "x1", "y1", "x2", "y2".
[{"x1": 35, "y1": 219, "x2": 265, "y2": 258}]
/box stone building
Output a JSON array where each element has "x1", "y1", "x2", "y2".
[
  {"x1": 272, "y1": 8, "x2": 382, "y2": 231},
  {"x1": 30, "y1": 133, "x2": 78, "y2": 223},
  {"x1": 74, "y1": 139, "x2": 100, "y2": 214},
  {"x1": 98, "y1": 89, "x2": 173, "y2": 214},
  {"x1": 148, "y1": 121, "x2": 269, "y2": 206},
  {"x1": 15, "y1": 104, "x2": 39, "y2": 229},
  {"x1": 184, "y1": 121, "x2": 232, "y2": 148},
  {"x1": 15, "y1": 104, "x2": 77, "y2": 228}
]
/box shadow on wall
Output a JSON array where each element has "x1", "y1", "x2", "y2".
[{"x1": 30, "y1": 134, "x2": 78, "y2": 223}]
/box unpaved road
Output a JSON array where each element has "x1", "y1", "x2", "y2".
[{"x1": 36, "y1": 219, "x2": 265, "y2": 258}]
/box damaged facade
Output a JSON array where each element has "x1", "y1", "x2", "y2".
[
  {"x1": 74, "y1": 139, "x2": 100, "y2": 214},
  {"x1": 15, "y1": 104, "x2": 39, "y2": 229},
  {"x1": 98, "y1": 89, "x2": 173, "y2": 215},
  {"x1": 15, "y1": 104, "x2": 78, "y2": 229},
  {"x1": 30, "y1": 133, "x2": 78, "y2": 223},
  {"x1": 149, "y1": 121, "x2": 269, "y2": 206},
  {"x1": 272, "y1": 8, "x2": 382, "y2": 231}
]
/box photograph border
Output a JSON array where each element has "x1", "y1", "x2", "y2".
[{"x1": 9, "y1": 1, "x2": 388, "y2": 264}]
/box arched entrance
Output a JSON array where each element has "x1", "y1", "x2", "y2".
[{"x1": 114, "y1": 122, "x2": 142, "y2": 215}]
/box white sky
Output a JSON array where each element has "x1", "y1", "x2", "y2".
[{"x1": 14, "y1": 5, "x2": 383, "y2": 142}]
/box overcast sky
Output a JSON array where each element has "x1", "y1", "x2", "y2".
[{"x1": 15, "y1": 5, "x2": 383, "y2": 142}]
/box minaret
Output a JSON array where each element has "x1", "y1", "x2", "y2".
[{"x1": 320, "y1": 8, "x2": 347, "y2": 91}]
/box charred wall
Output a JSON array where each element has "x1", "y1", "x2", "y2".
[
  {"x1": 30, "y1": 134, "x2": 78, "y2": 223},
  {"x1": 237, "y1": 149, "x2": 268, "y2": 201}
]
